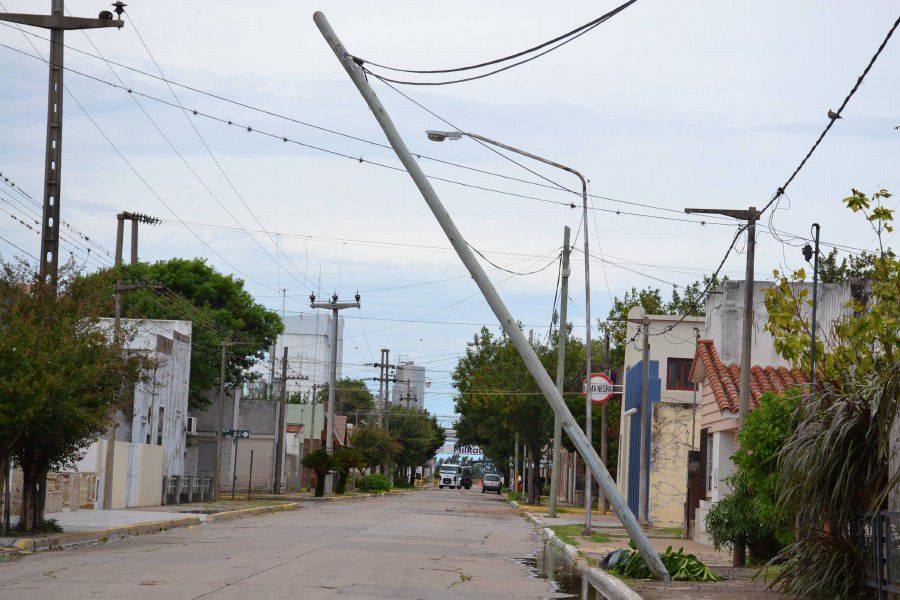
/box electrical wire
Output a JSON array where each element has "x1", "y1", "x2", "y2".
[
  {"x1": 0, "y1": 41, "x2": 737, "y2": 229},
  {"x1": 0, "y1": 20, "x2": 737, "y2": 222},
  {"x1": 355, "y1": 0, "x2": 639, "y2": 85}
]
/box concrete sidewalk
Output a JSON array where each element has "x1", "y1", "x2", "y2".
[{"x1": 1, "y1": 502, "x2": 300, "y2": 554}]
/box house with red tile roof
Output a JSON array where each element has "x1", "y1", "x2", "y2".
[{"x1": 688, "y1": 338, "x2": 808, "y2": 544}]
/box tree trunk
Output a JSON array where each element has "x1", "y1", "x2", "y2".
[
  {"x1": 19, "y1": 459, "x2": 41, "y2": 531},
  {"x1": 314, "y1": 471, "x2": 325, "y2": 497},
  {"x1": 409, "y1": 468, "x2": 415, "y2": 487}
]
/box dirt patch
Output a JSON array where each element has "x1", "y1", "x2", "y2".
[{"x1": 631, "y1": 566, "x2": 781, "y2": 599}]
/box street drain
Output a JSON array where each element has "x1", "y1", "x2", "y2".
[{"x1": 517, "y1": 541, "x2": 613, "y2": 599}]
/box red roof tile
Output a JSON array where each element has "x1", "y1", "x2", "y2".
[{"x1": 689, "y1": 340, "x2": 807, "y2": 413}]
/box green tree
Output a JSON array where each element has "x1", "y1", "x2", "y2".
[
  {"x1": 453, "y1": 326, "x2": 613, "y2": 504},
  {"x1": 350, "y1": 424, "x2": 397, "y2": 473},
  {"x1": 0, "y1": 262, "x2": 148, "y2": 530},
  {"x1": 302, "y1": 449, "x2": 333, "y2": 497},
  {"x1": 705, "y1": 391, "x2": 800, "y2": 561},
  {"x1": 389, "y1": 405, "x2": 444, "y2": 486},
  {"x1": 315, "y1": 378, "x2": 376, "y2": 423},
  {"x1": 99, "y1": 258, "x2": 283, "y2": 410},
  {"x1": 763, "y1": 189, "x2": 899, "y2": 598},
  {"x1": 598, "y1": 277, "x2": 719, "y2": 371},
  {"x1": 332, "y1": 447, "x2": 363, "y2": 494}
]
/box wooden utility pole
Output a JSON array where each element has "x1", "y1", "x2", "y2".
[
  {"x1": 214, "y1": 340, "x2": 241, "y2": 500},
  {"x1": 0, "y1": 1, "x2": 123, "y2": 291},
  {"x1": 549, "y1": 227, "x2": 570, "y2": 518},
  {"x1": 685, "y1": 205, "x2": 759, "y2": 566}
]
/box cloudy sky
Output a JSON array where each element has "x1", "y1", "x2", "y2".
[{"x1": 1, "y1": 1, "x2": 897, "y2": 421}]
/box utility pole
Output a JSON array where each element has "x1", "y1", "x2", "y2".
[
  {"x1": 685, "y1": 206, "x2": 757, "y2": 567},
  {"x1": 684, "y1": 207, "x2": 758, "y2": 424},
  {"x1": 0, "y1": 2, "x2": 123, "y2": 291},
  {"x1": 372, "y1": 349, "x2": 395, "y2": 478},
  {"x1": 103, "y1": 210, "x2": 159, "y2": 509},
  {"x1": 316, "y1": 11, "x2": 669, "y2": 584},
  {"x1": 214, "y1": 340, "x2": 241, "y2": 501},
  {"x1": 599, "y1": 328, "x2": 611, "y2": 516},
  {"x1": 274, "y1": 347, "x2": 288, "y2": 494},
  {"x1": 549, "y1": 226, "x2": 570, "y2": 518},
  {"x1": 274, "y1": 351, "x2": 308, "y2": 494},
  {"x1": 639, "y1": 316, "x2": 651, "y2": 525},
  {"x1": 513, "y1": 433, "x2": 519, "y2": 496},
  {"x1": 310, "y1": 292, "x2": 360, "y2": 495}
]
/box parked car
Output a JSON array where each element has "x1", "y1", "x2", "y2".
[{"x1": 482, "y1": 473, "x2": 502, "y2": 494}]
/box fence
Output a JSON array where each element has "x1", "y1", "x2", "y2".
[
  {"x1": 861, "y1": 511, "x2": 900, "y2": 598},
  {"x1": 161, "y1": 476, "x2": 212, "y2": 505}
]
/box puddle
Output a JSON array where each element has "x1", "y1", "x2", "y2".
[{"x1": 518, "y1": 542, "x2": 614, "y2": 599}]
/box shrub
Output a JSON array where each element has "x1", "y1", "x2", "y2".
[
  {"x1": 359, "y1": 473, "x2": 390, "y2": 492},
  {"x1": 704, "y1": 471, "x2": 782, "y2": 562}
]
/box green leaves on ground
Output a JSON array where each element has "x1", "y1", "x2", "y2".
[{"x1": 606, "y1": 545, "x2": 720, "y2": 582}]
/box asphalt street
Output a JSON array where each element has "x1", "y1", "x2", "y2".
[{"x1": 0, "y1": 488, "x2": 554, "y2": 599}]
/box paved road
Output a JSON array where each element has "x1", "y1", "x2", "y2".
[{"x1": 0, "y1": 488, "x2": 553, "y2": 599}]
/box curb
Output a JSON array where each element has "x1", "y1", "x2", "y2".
[
  {"x1": 301, "y1": 489, "x2": 403, "y2": 503},
  {"x1": 509, "y1": 500, "x2": 641, "y2": 600},
  {"x1": 8, "y1": 502, "x2": 301, "y2": 555},
  {"x1": 10, "y1": 515, "x2": 201, "y2": 553}
]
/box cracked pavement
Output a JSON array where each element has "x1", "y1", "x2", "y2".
[{"x1": 0, "y1": 488, "x2": 552, "y2": 599}]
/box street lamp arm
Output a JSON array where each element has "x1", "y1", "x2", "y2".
[{"x1": 462, "y1": 132, "x2": 588, "y2": 190}]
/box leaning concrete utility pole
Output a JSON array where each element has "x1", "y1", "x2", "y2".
[
  {"x1": 310, "y1": 292, "x2": 360, "y2": 495},
  {"x1": 548, "y1": 226, "x2": 570, "y2": 518},
  {"x1": 314, "y1": 11, "x2": 669, "y2": 583},
  {"x1": 0, "y1": 1, "x2": 123, "y2": 292}
]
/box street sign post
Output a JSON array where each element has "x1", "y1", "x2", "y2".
[
  {"x1": 583, "y1": 373, "x2": 615, "y2": 404},
  {"x1": 222, "y1": 429, "x2": 250, "y2": 498}
]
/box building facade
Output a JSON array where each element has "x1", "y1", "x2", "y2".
[{"x1": 615, "y1": 307, "x2": 707, "y2": 528}]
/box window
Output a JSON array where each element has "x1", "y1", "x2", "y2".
[
  {"x1": 705, "y1": 432, "x2": 714, "y2": 493},
  {"x1": 667, "y1": 357, "x2": 696, "y2": 391}
]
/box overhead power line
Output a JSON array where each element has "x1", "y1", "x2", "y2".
[
  {"x1": 354, "y1": 0, "x2": 639, "y2": 85},
  {"x1": 0, "y1": 25, "x2": 737, "y2": 225},
  {"x1": 759, "y1": 12, "x2": 900, "y2": 218}
]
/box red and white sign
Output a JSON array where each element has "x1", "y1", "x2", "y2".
[{"x1": 583, "y1": 372, "x2": 615, "y2": 404}]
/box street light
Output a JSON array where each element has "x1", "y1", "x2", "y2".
[{"x1": 426, "y1": 129, "x2": 598, "y2": 533}]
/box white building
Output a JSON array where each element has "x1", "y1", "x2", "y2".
[
  {"x1": 690, "y1": 279, "x2": 863, "y2": 544},
  {"x1": 76, "y1": 319, "x2": 192, "y2": 509},
  {"x1": 269, "y1": 313, "x2": 344, "y2": 400},
  {"x1": 392, "y1": 359, "x2": 427, "y2": 410}
]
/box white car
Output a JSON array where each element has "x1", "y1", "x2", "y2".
[{"x1": 482, "y1": 473, "x2": 502, "y2": 494}]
